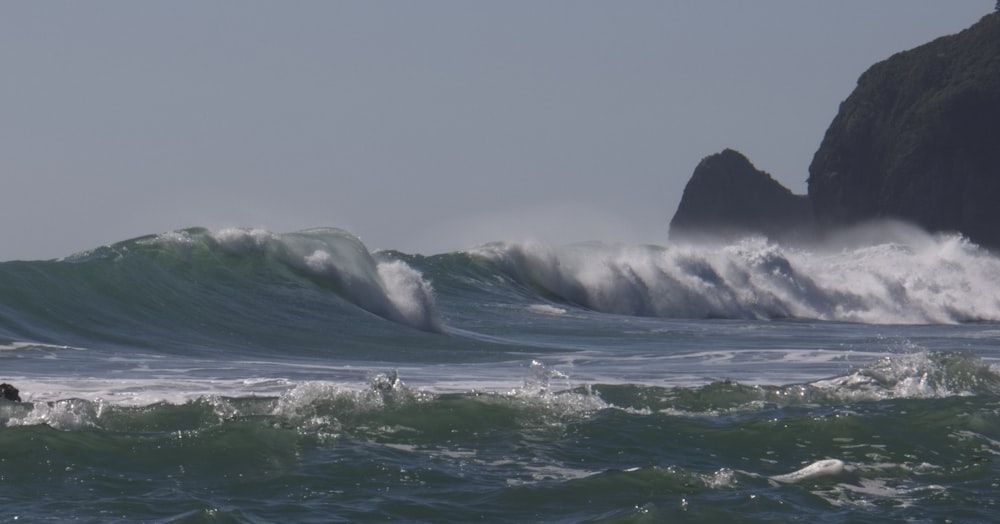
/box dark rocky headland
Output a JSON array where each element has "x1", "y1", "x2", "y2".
[{"x1": 670, "y1": 12, "x2": 1000, "y2": 248}]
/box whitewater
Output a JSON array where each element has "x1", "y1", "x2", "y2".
[{"x1": 2, "y1": 225, "x2": 1000, "y2": 523}]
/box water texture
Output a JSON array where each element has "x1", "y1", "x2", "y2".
[{"x1": 2, "y1": 226, "x2": 999, "y2": 523}]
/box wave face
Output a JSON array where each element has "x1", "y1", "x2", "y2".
[
  {"x1": 0, "y1": 227, "x2": 441, "y2": 354},
  {"x1": 1, "y1": 225, "x2": 999, "y2": 358},
  {"x1": 463, "y1": 231, "x2": 1000, "y2": 324}
]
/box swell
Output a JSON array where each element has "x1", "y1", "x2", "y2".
[{"x1": 0, "y1": 227, "x2": 441, "y2": 354}]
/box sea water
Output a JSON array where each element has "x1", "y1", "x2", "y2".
[{"x1": 2, "y1": 226, "x2": 1000, "y2": 523}]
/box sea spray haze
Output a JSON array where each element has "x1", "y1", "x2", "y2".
[
  {"x1": 2, "y1": 226, "x2": 1000, "y2": 522},
  {"x1": 470, "y1": 223, "x2": 999, "y2": 323}
]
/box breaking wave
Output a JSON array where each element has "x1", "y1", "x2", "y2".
[
  {"x1": 465, "y1": 230, "x2": 1000, "y2": 324},
  {"x1": 0, "y1": 227, "x2": 442, "y2": 354},
  {"x1": 2, "y1": 223, "x2": 998, "y2": 360}
]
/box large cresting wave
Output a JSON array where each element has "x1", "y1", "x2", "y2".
[
  {"x1": 2, "y1": 223, "x2": 998, "y2": 349},
  {"x1": 143, "y1": 227, "x2": 441, "y2": 332},
  {"x1": 466, "y1": 226, "x2": 1000, "y2": 324},
  {"x1": 0, "y1": 228, "x2": 441, "y2": 352}
]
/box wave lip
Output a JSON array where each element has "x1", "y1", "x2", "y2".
[{"x1": 154, "y1": 227, "x2": 443, "y2": 332}]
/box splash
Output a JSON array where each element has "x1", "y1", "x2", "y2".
[
  {"x1": 468, "y1": 231, "x2": 1000, "y2": 324},
  {"x1": 809, "y1": 350, "x2": 1000, "y2": 401}
]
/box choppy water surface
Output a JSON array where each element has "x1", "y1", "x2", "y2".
[{"x1": 2, "y1": 227, "x2": 1000, "y2": 523}]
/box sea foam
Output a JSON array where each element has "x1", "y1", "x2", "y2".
[{"x1": 469, "y1": 230, "x2": 1000, "y2": 324}]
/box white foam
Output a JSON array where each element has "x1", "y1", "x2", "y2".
[
  {"x1": 5, "y1": 399, "x2": 102, "y2": 431},
  {"x1": 2, "y1": 376, "x2": 294, "y2": 406},
  {"x1": 769, "y1": 458, "x2": 846, "y2": 483},
  {"x1": 469, "y1": 232, "x2": 1000, "y2": 324},
  {"x1": 528, "y1": 304, "x2": 568, "y2": 315},
  {"x1": 0, "y1": 342, "x2": 83, "y2": 352},
  {"x1": 807, "y1": 350, "x2": 1000, "y2": 401},
  {"x1": 377, "y1": 260, "x2": 441, "y2": 331},
  {"x1": 211, "y1": 227, "x2": 273, "y2": 254}
]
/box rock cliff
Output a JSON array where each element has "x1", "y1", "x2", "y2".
[
  {"x1": 808, "y1": 13, "x2": 1000, "y2": 247},
  {"x1": 670, "y1": 13, "x2": 1000, "y2": 248}
]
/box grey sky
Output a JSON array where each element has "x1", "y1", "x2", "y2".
[{"x1": 1, "y1": 2, "x2": 992, "y2": 260}]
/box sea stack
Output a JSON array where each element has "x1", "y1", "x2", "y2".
[{"x1": 669, "y1": 149, "x2": 813, "y2": 243}]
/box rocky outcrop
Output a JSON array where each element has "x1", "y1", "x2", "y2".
[
  {"x1": 0, "y1": 383, "x2": 20, "y2": 402},
  {"x1": 669, "y1": 149, "x2": 813, "y2": 243},
  {"x1": 670, "y1": 14, "x2": 1000, "y2": 247},
  {"x1": 808, "y1": 14, "x2": 1000, "y2": 248}
]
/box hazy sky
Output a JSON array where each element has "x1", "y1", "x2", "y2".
[{"x1": 2, "y1": 2, "x2": 993, "y2": 260}]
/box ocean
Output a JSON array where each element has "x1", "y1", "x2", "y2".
[{"x1": 2, "y1": 225, "x2": 1000, "y2": 523}]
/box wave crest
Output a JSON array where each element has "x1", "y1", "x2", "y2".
[
  {"x1": 467, "y1": 233, "x2": 1000, "y2": 324},
  {"x1": 209, "y1": 227, "x2": 442, "y2": 332}
]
